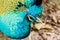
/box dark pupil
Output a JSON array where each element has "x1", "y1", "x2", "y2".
[{"x1": 34, "y1": 0, "x2": 42, "y2": 6}]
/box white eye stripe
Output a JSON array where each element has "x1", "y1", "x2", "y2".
[{"x1": 27, "y1": 15, "x2": 36, "y2": 22}]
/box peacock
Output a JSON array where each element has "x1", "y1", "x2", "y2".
[{"x1": 0, "y1": 0, "x2": 44, "y2": 39}]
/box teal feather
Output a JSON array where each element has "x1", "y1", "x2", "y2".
[
  {"x1": 0, "y1": 11, "x2": 31, "y2": 39},
  {"x1": 24, "y1": 0, "x2": 35, "y2": 8},
  {"x1": 27, "y1": 5, "x2": 44, "y2": 21}
]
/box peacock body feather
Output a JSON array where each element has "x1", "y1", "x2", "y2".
[{"x1": 0, "y1": 11, "x2": 31, "y2": 39}]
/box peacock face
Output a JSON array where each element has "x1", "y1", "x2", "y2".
[{"x1": 23, "y1": 0, "x2": 44, "y2": 22}]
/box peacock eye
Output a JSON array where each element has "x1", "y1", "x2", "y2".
[
  {"x1": 27, "y1": 15, "x2": 37, "y2": 22},
  {"x1": 34, "y1": 0, "x2": 42, "y2": 6}
]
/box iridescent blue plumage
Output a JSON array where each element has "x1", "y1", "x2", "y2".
[
  {"x1": 0, "y1": 11, "x2": 31, "y2": 39},
  {"x1": 24, "y1": 0, "x2": 35, "y2": 8},
  {"x1": 27, "y1": 5, "x2": 44, "y2": 21},
  {"x1": 24, "y1": 0, "x2": 42, "y2": 8}
]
